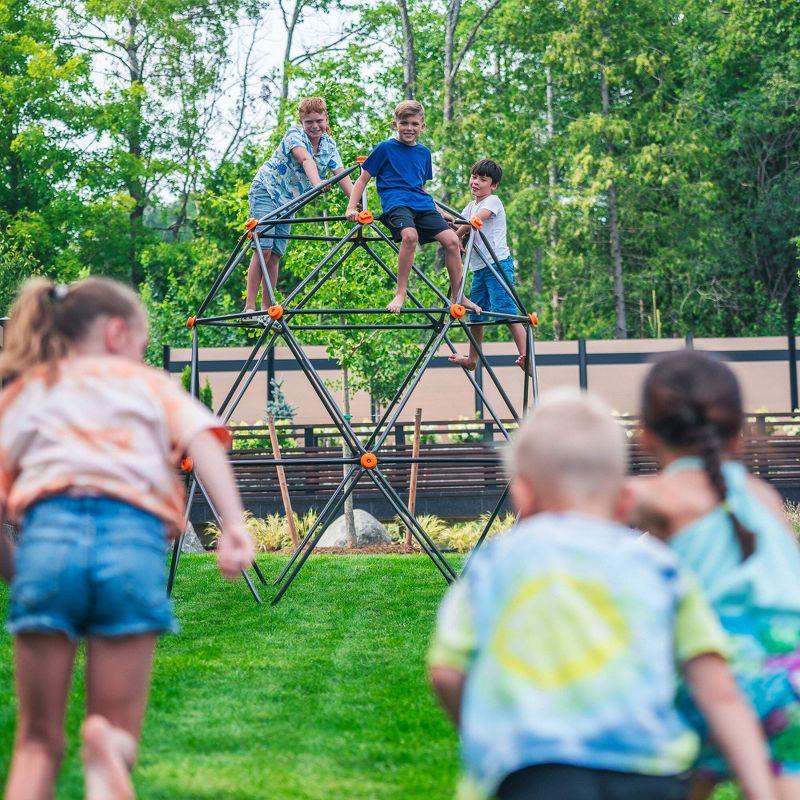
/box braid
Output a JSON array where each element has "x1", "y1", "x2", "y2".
[
  {"x1": 643, "y1": 351, "x2": 758, "y2": 562},
  {"x1": 696, "y1": 423, "x2": 756, "y2": 561}
]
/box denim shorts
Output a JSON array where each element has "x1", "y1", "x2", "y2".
[
  {"x1": 248, "y1": 183, "x2": 290, "y2": 256},
  {"x1": 469, "y1": 257, "x2": 518, "y2": 322},
  {"x1": 8, "y1": 495, "x2": 177, "y2": 640}
]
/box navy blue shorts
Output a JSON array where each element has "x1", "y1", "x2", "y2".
[
  {"x1": 496, "y1": 764, "x2": 688, "y2": 800},
  {"x1": 381, "y1": 205, "x2": 450, "y2": 244},
  {"x1": 8, "y1": 495, "x2": 177, "y2": 640}
]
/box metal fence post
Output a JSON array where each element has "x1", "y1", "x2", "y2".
[
  {"x1": 162, "y1": 344, "x2": 171, "y2": 372},
  {"x1": 789, "y1": 330, "x2": 798, "y2": 411},
  {"x1": 474, "y1": 360, "x2": 484, "y2": 416},
  {"x1": 685, "y1": 333, "x2": 694, "y2": 350},
  {"x1": 578, "y1": 338, "x2": 588, "y2": 390},
  {"x1": 267, "y1": 347, "x2": 275, "y2": 405}
]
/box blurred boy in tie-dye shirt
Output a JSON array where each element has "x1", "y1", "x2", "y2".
[{"x1": 428, "y1": 390, "x2": 776, "y2": 800}]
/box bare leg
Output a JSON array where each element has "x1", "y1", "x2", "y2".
[
  {"x1": 509, "y1": 322, "x2": 529, "y2": 371},
  {"x1": 448, "y1": 325, "x2": 483, "y2": 371},
  {"x1": 6, "y1": 633, "x2": 77, "y2": 800},
  {"x1": 388, "y1": 228, "x2": 418, "y2": 313},
  {"x1": 259, "y1": 251, "x2": 281, "y2": 310},
  {"x1": 687, "y1": 776, "x2": 717, "y2": 800},
  {"x1": 245, "y1": 246, "x2": 275, "y2": 311},
  {"x1": 777, "y1": 777, "x2": 800, "y2": 800},
  {"x1": 436, "y1": 230, "x2": 481, "y2": 314},
  {"x1": 82, "y1": 635, "x2": 157, "y2": 800}
]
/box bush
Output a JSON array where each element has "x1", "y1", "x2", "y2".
[
  {"x1": 180, "y1": 365, "x2": 213, "y2": 410},
  {"x1": 448, "y1": 414, "x2": 484, "y2": 444},
  {"x1": 230, "y1": 419, "x2": 297, "y2": 451},
  {"x1": 390, "y1": 512, "x2": 516, "y2": 553},
  {"x1": 207, "y1": 510, "x2": 318, "y2": 552}
]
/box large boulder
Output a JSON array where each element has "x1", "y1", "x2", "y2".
[
  {"x1": 180, "y1": 522, "x2": 207, "y2": 554},
  {"x1": 318, "y1": 509, "x2": 391, "y2": 548}
]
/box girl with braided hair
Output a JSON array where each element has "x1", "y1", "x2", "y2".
[{"x1": 631, "y1": 350, "x2": 800, "y2": 799}]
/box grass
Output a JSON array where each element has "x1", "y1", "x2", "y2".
[{"x1": 0, "y1": 554, "x2": 739, "y2": 798}]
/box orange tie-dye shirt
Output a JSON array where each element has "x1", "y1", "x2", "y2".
[{"x1": 0, "y1": 356, "x2": 230, "y2": 537}]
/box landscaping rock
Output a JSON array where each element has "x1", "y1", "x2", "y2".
[
  {"x1": 318, "y1": 509, "x2": 391, "y2": 548},
  {"x1": 181, "y1": 522, "x2": 207, "y2": 553}
]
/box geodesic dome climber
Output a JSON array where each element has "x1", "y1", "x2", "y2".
[{"x1": 169, "y1": 158, "x2": 541, "y2": 604}]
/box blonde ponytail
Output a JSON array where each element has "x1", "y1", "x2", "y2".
[{"x1": 0, "y1": 277, "x2": 142, "y2": 382}]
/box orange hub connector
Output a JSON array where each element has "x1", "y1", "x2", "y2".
[
  {"x1": 356, "y1": 210, "x2": 374, "y2": 225},
  {"x1": 180, "y1": 456, "x2": 194, "y2": 472},
  {"x1": 450, "y1": 304, "x2": 466, "y2": 319},
  {"x1": 528, "y1": 312, "x2": 539, "y2": 327},
  {"x1": 186, "y1": 316, "x2": 196, "y2": 329},
  {"x1": 469, "y1": 216, "x2": 484, "y2": 229},
  {"x1": 245, "y1": 218, "x2": 257, "y2": 230},
  {"x1": 267, "y1": 305, "x2": 283, "y2": 321},
  {"x1": 360, "y1": 452, "x2": 378, "y2": 470},
  {"x1": 356, "y1": 155, "x2": 367, "y2": 164}
]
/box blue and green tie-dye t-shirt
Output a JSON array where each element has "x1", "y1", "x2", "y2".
[
  {"x1": 428, "y1": 512, "x2": 728, "y2": 800},
  {"x1": 251, "y1": 125, "x2": 343, "y2": 206}
]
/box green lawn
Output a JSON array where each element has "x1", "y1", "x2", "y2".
[{"x1": 0, "y1": 554, "x2": 738, "y2": 799}]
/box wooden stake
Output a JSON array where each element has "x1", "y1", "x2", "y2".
[
  {"x1": 406, "y1": 408, "x2": 422, "y2": 547},
  {"x1": 267, "y1": 412, "x2": 299, "y2": 547}
]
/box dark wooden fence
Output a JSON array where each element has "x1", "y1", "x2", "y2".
[{"x1": 187, "y1": 413, "x2": 800, "y2": 523}]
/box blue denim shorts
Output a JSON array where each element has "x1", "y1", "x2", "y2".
[
  {"x1": 8, "y1": 495, "x2": 177, "y2": 640},
  {"x1": 469, "y1": 257, "x2": 518, "y2": 322},
  {"x1": 248, "y1": 183, "x2": 290, "y2": 256}
]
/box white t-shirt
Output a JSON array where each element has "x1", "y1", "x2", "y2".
[{"x1": 461, "y1": 193, "x2": 510, "y2": 270}]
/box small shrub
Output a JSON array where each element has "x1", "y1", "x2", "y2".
[
  {"x1": 180, "y1": 365, "x2": 213, "y2": 409},
  {"x1": 784, "y1": 502, "x2": 800, "y2": 540},
  {"x1": 448, "y1": 414, "x2": 484, "y2": 444},
  {"x1": 207, "y1": 509, "x2": 318, "y2": 552}
]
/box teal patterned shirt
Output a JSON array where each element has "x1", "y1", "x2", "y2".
[{"x1": 251, "y1": 125, "x2": 343, "y2": 206}]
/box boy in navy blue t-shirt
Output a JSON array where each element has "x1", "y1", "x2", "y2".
[{"x1": 346, "y1": 101, "x2": 480, "y2": 314}]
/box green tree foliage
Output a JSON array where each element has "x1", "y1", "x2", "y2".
[
  {"x1": 0, "y1": 0, "x2": 797, "y2": 351},
  {"x1": 0, "y1": 0, "x2": 90, "y2": 270}
]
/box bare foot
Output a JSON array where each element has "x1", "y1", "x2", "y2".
[
  {"x1": 82, "y1": 715, "x2": 136, "y2": 800},
  {"x1": 515, "y1": 354, "x2": 532, "y2": 375},
  {"x1": 242, "y1": 307, "x2": 260, "y2": 327},
  {"x1": 460, "y1": 297, "x2": 482, "y2": 315},
  {"x1": 386, "y1": 293, "x2": 406, "y2": 313},
  {"x1": 448, "y1": 353, "x2": 477, "y2": 371}
]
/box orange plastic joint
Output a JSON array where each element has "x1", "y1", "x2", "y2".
[
  {"x1": 245, "y1": 217, "x2": 257, "y2": 230},
  {"x1": 360, "y1": 452, "x2": 378, "y2": 470},
  {"x1": 450, "y1": 303, "x2": 466, "y2": 319},
  {"x1": 469, "y1": 216, "x2": 484, "y2": 229},
  {"x1": 247, "y1": 231, "x2": 253, "y2": 239},
  {"x1": 267, "y1": 305, "x2": 283, "y2": 320},
  {"x1": 180, "y1": 456, "x2": 194, "y2": 473},
  {"x1": 528, "y1": 312, "x2": 539, "y2": 327},
  {"x1": 356, "y1": 155, "x2": 368, "y2": 164},
  {"x1": 356, "y1": 210, "x2": 374, "y2": 225},
  {"x1": 186, "y1": 315, "x2": 196, "y2": 329}
]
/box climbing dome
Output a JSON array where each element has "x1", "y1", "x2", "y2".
[{"x1": 170, "y1": 161, "x2": 540, "y2": 603}]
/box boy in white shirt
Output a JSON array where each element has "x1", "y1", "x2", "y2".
[{"x1": 448, "y1": 159, "x2": 528, "y2": 371}]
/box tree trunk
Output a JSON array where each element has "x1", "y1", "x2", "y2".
[
  {"x1": 126, "y1": 14, "x2": 146, "y2": 287},
  {"x1": 280, "y1": 1, "x2": 303, "y2": 106},
  {"x1": 440, "y1": 0, "x2": 460, "y2": 206},
  {"x1": 396, "y1": 0, "x2": 417, "y2": 99},
  {"x1": 600, "y1": 68, "x2": 627, "y2": 338},
  {"x1": 545, "y1": 64, "x2": 563, "y2": 340}
]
